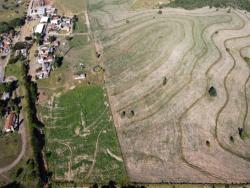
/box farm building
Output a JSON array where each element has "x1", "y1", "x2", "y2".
[
  {"x1": 40, "y1": 16, "x2": 49, "y2": 23},
  {"x1": 34, "y1": 23, "x2": 46, "y2": 34}
]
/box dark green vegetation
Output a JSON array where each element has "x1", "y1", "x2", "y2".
[
  {"x1": 3, "y1": 59, "x2": 47, "y2": 187},
  {"x1": 208, "y1": 86, "x2": 217, "y2": 97},
  {"x1": 167, "y1": 0, "x2": 250, "y2": 11},
  {"x1": 243, "y1": 56, "x2": 250, "y2": 66},
  {"x1": 0, "y1": 83, "x2": 21, "y2": 117},
  {"x1": 40, "y1": 85, "x2": 126, "y2": 184},
  {"x1": 0, "y1": 17, "x2": 25, "y2": 34}
]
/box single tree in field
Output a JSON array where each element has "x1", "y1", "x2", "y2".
[
  {"x1": 163, "y1": 76, "x2": 167, "y2": 86},
  {"x1": 208, "y1": 86, "x2": 217, "y2": 97}
]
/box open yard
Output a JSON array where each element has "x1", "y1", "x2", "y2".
[
  {"x1": 36, "y1": 34, "x2": 102, "y2": 100},
  {"x1": 38, "y1": 85, "x2": 126, "y2": 183},
  {"x1": 88, "y1": 0, "x2": 250, "y2": 184},
  {"x1": 0, "y1": 133, "x2": 22, "y2": 168},
  {"x1": 54, "y1": 0, "x2": 86, "y2": 15}
]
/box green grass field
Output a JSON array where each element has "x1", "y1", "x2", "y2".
[
  {"x1": 39, "y1": 85, "x2": 126, "y2": 183},
  {"x1": 5, "y1": 62, "x2": 23, "y2": 79},
  {"x1": 0, "y1": 133, "x2": 22, "y2": 167}
]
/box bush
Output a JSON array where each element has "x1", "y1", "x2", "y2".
[
  {"x1": 0, "y1": 22, "x2": 13, "y2": 33},
  {"x1": 8, "y1": 57, "x2": 18, "y2": 64},
  {"x1": 13, "y1": 42, "x2": 28, "y2": 50},
  {"x1": 51, "y1": 56, "x2": 63, "y2": 70},
  {"x1": 163, "y1": 76, "x2": 167, "y2": 85},
  {"x1": 66, "y1": 36, "x2": 73, "y2": 41},
  {"x1": 121, "y1": 111, "x2": 126, "y2": 118},
  {"x1": 208, "y1": 86, "x2": 217, "y2": 97},
  {"x1": 25, "y1": 36, "x2": 33, "y2": 41},
  {"x1": 48, "y1": 35, "x2": 56, "y2": 43}
]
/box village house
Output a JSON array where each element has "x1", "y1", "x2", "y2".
[
  {"x1": 45, "y1": 6, "x2": 57, "y2": 16},
  {"x1": 14, "y1": 48, "x2": 28, "y2": 58},
  {"x1": 48, "y1": 16, "x2": 73, "y2": 34},
  {"x1": 4, "y1": 112, "x2": 16, "y2": 133},
  {"x1": 35, "y1": 44, "x2": 57, "y2": 79},
  {"x1": 0, "y1": 34, "x2": 13, "y2": 56}
]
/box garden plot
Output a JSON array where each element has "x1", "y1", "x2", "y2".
[
  {"x1": 88, "y1": 0, "x2": 250, "y2": 183},
  {"x1": 39, "y1": 85, "x2": 126, "y2": 183}
]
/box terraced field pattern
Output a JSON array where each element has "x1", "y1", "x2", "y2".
[{"x1": 88, "y1": 0, "x2": 250, "y2": 184}]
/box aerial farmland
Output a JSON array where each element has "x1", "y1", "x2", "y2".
[
  {"x1": 88, "y1": 0, "x2": 250, "y2": 184},
  {"x1": 0, "y1": 0, "x2": 250, "y2": 187}
]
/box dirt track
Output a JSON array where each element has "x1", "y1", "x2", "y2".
[{"x1": 88, "y1": 1, "x2": 250, "y2": 183}]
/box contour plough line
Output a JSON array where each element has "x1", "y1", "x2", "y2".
[
  {"x1": 121, "y1": 13, "x2": 233, "y2": 126},
  {"x1": 214, "y1": 34, "x2": 250, "y2": 162},
  {"x1": 240, "y1": 45, "x2": 250, "y2": 131},
  {"x1": 178, "y1": 15, "x2": 250, "y2": 180},
  {"x1": 92, "y1": 2, "x2": 250, "y2": 182}
]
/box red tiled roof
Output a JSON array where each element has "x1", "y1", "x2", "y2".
[{"x1": 5, "y1": 113, "x2": 15, "y2": 130}]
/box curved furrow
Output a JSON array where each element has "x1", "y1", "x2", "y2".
[
  {"x1": 117, "y1": 10, "x2": 246, "y2": 180},
  {"x1": 239, "y1": 45, "x2": 250, "y2": 131},
  {"x1": 120, "y1": 13, "x2": 235, "y2": 126},
  {"x1": 243, "y1": 75, "x2": 250, "y2": 130},
  {"x1": 173, "y1": 13, "x2": 248, "y2": 181},
  {"x1": 214, "y1": 36, "x2": 250, "y2": 162},
  {"x1": 176, "y1": 92, "x2": 228, "y2": 181},
  {"x1": 114, "y1": 15, "x2": 227, "y2": 112},
  {"x1": 177, "y1": 18, "x2": 250, "y2": 182}
]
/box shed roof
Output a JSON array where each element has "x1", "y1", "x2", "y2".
[
  {"x1": 35, "y1": 24, "x2": 45, "y2": 34},
  {"x1": 40, "y1": 16, "x2": 49, "y2": 23}
]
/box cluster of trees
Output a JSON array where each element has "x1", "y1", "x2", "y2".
[
  {"x1": 8, "y1": 42, "x2": 31, "y2": 64},
  {"x1": 51, "y1": 56, "x2": 64, "y2": 70},
  {"x1": 0, "y1": 17, "x2": 25, "y2": 34},
  {"x1": 72, "y1": 15, "x2": 79, "y2": 30},
  {"x1": 0, "y1": 81, "x2": 15, "y2": 94},
  {"x1": 167, "y1": 0, "x2": 250, "y2": 11},
  {"x1": 4, "y1": 62, "x2": 48, "y2": 187},
  {"x1": 21, "y1": 63, "x2": 49, "y2": 187},
  {"x1": 13, "y1": 42, "x2": 30, "y2": 51},
  {"x1": 0, "y1": 81, "x2": 19, "y2": 117}
]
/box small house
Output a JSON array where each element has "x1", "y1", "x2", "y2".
[{"x1": 4, "y1": 113, "x2": 16, "y2": 133}]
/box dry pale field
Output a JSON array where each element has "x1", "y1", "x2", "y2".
[{"x1": 88, "y1": 0, "x2": 250, "y2": 184}]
